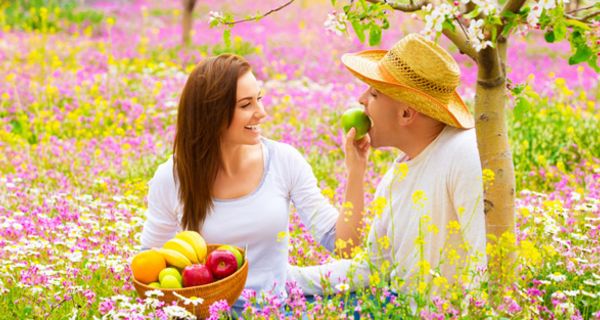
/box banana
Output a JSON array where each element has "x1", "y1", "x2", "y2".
[
  {"x1": 155, "y1": 248, "x2": 192, "y2": 269},
  {"x1": 163, "y1": 238, "x2": 199, "y2": 263},
  {"x1": 175, "y1": 231, "x2": 208, "y2": 262}
]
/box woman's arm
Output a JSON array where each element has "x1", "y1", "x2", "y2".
[
  {"x1": 140, "y1": 160, "x2": 180, "y2": 249},
  {"x1": 336, "y1": 128, "x2": 370, "y2": 256}
]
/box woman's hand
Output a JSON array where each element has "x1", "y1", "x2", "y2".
[{"x1": 343, "y1": 128, "x2": 370, "y2": 175}]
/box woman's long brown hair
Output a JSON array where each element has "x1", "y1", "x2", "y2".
[{"x1": 174, "y1": 54, "x2": 251, "y2": 232}]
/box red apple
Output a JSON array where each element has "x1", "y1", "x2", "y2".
[
  {"x1": 206, "y1": 249, "x2": 238, "y2": 280},
  {"x1": 182, "y1": 264, "x2": 214, "y2": 287},
  {"x1": 217, "y1": 244, "x2": 243, "y2": 269}
]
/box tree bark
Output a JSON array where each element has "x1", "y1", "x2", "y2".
[
  {"x1": 182, "y1": 0, "x2": 196, "y2": 45},
  {"x1": 474, "y1": 46, "x2": 516, "y2": 240}
]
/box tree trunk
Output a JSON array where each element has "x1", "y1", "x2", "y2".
[
  {"x1": 474, "y1": 46, "x2": 516, "y2": 241},
  {"x1": 182, "y1": 0, "x2": 196, "y2": 45}
]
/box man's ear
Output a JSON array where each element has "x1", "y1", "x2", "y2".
[{"x1": 397, "y1": 105, "x2": 417, "y2": 126}]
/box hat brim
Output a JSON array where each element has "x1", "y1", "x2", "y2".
[{"x1": 341, "y1": 50, "x2": 474, "y2": 129}]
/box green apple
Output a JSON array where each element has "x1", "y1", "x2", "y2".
[
  {"x1": 217, "y1": 245, "x2": 243, "y2": 269},
  {"x1": 148, "y1": 282, "x2": 161, "y2": 288},
  {"x1": 160, "y1": 274, "x2": 182, "y2": 289},
  {"x1": 341, "y1": 107, "x2": 371, "y2": 140},
  {"x1": 159, "y1": 267, "x2": 182, "y2": 284}
]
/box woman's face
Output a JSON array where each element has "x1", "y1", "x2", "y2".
[
  {"x1": 358, "y1": 86, "x2": 399, "y2": 148},
  {"x1": 221, "y1": 71, "x2": 267, "y2": 145}
]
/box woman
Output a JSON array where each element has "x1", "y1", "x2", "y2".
[{"x1": 140, "y1": 54, "x2": 369, "y2": 312}]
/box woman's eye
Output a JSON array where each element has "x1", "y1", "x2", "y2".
[{"x1": 241, "y1": 103, "x2": 250, "y2": 108}]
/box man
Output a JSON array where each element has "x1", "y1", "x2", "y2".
[{"x1": 288, "y1": 33, "x2": 487, "y2": 296}]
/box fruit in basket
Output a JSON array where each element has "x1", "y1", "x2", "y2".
[
  {"x1": 148, "y1": 282, "x2": 161, "y2": 288},
  {"x1": 163, "y1": 238, "x2": 199, "y2": 263},
  {"x1": 159, "y1": 267, "x2": 182, "y2": 284},
  {"x1": 175, "y1": 231, "x2": 208, "y2": 262},
  {"x1": 131, "y1": 249, "x2": 167, "y2": 284},
  {"x1": 156, "y1": 248, "x2": 192, "y2": 269},
  {"x1": 206, "y1": 249, "x2": 238, "y2": 279},
  {"x1": 217, "y1": 245, "x2": 243, "y2": 268},
  {"x1": 160, "y1": 274, "x2": 182, "y2": 289},
  {"x1": 182, "y1": 264, "x2": 214, "y2": 287}
]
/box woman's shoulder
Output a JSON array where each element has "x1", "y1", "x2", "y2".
[
  {"x1": 150, "y1": 156, "x2": 177, "y2": 186},
  {"x1": 262, "y1": 138, "x2": 305, "y2": 162}
]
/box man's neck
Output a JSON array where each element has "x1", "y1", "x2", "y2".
[{"x1": 399, "y1": 124, "x2": 446, "y2": 160}]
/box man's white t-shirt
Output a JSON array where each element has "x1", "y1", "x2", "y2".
[
  {"x1": 141, "y1": 138, "x2": 338, "y2": 298},
  {"x1": 288, "y1": 126, "x2": 487, "y2": 295}
]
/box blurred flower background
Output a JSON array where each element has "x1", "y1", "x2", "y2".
[{"x1": 0, "y1": 0, "x2": 598, "y2": 318}]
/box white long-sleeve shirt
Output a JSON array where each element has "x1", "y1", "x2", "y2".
[
  {"x1": 288, "y1": 126, "x2": 487, "y2": 295},
  {"x1": 141, "y1": 138, "x2": 338, "y2": 298}
]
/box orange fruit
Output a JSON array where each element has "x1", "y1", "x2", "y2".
[{"x1": 131, "y1": 249, "x2": 167, "y2": 284}]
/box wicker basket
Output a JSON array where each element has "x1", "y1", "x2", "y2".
[{"x1": 133, "y1": 244, "x2": 248, "y2": 319}]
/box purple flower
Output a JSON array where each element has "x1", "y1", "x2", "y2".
[{"x1": 207, "y1": 299, "x2": 231, "y2": 320}]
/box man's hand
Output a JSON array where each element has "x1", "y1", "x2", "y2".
[{"x1": 343, "y1": 127, "x2": 371, "y2": 175}]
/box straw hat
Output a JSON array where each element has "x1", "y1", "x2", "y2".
[{"x1": 341, "y1": 33, "x2": 474, "y2": 128}]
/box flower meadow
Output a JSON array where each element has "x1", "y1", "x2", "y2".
[{"x1": 1, "y1": 0, "x2": 599, "y2": 319}]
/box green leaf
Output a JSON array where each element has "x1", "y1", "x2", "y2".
[
  {"x1": 382, "y1": 18, "x2": 389, "y2": 30},
  {"x1": 587, "y1": 54, "x2": 600, "y2": 73},
  {"x1": 502, "y1": 20, "x2": 517, "y2": 37},
  {"x1": 464, "y1": 7, "x2": 480, "y2": 19},
  {"x1": 514, "y1": 96, "x2": 530, "y2": 118},
  {"x1": 565, "y1": 19, "x2": 590, "y2": 31},
  {"x1": 331, "y1": 0, "x2": 336, "y2": 6},
  {"x1": 351, "y1": 19, "x2": 366, "y2": 43},
  {"x1": 501, "y1": 10, "x2": 516, "y2": 18},
  {"x1": 442, "y1": 19, "x2": 456, "y2": 32},
  {"x1": 568, "y1": 44, "x2": 592, "y2": 65},
  {"x1": 512, "y1": 84, "x2": 526, "y2": 95},
  {"x1": 553, "y1": 21, "x2": 566, "y2": 42},
  {"x1": 223, "y1": 28, "x2": 231, "y2": 48},
  {"x1": 570, "y1": 30, "x2": 585, "y2": 46},
  {"x1": 368, "y1": 24, "x2": 382, "y2": 46},
  {"x1": 544, "y1": 30, "x2": 555, "y2": 43}
]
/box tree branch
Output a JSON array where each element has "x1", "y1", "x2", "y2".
[
  {"x1": 500, "y1": 0, "x2": 527, "y2": 17},
  {"x1": 581, "y1": 10, "x2": 600, "y2": 22},
  {"x1": 365, "y1": 0, "x2": 429, "y2": 12},
  {"x1": 498, "y1": 0, "x2": 527, "y2": 40},
  {"x1": 565, "y1": 10, "x2": 600, "y2": 22},
  {"x1": 442, "y1": 21, "x2": 478, "y2": 62},
  {"x1": 566, "y1": 4, "x2": 596, "y2": 14},
  {"x1": 224, "y1": 0, "x2": 296, "y2": 25}
]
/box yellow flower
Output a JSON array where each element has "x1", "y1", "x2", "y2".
[
  {"x1": 380, "y1": 260, "x2": 391, "y2": 274},
  {"x1": 277, "y1": 231, "x2": 287, "y2": 242},
  {"x1": 433, "y1": 276, "x2": 448, "y2": 288},
  {"x1": 482, "y1": 169, "x2": 495, "y2": 189},
  {"x1": 370, "y1": 196, "x2": 387, "y2": 218},
  {"x1": 321, "y1": 187, "x2": 334, "y2": 200},
  {"x1": 369, "y1": 271, "x2": 380, "y2": 286},
  {"x1": 447, "y1": 220, "x2": 461, "y2": 235},
  {"x1": 457, "y1": 206, "x2": 465, "y2": 218},
  {"x1": 427, "y1": 223, "x2": 439, "y2": 235},
  {"x1": 377, "y1": 235, "x2": 390, "y2": 250},
  {"x1": 519, "y1": 240, "x2": 542, "y2": 266},
  {"x1": 411, "y1": 190, "x2": 427, "y2": 208},
  {"x1": 335, "y1": 238, "x2": 347, "y2": 250},
  {"x1": 447, "y1": 249, "x2": 460, "y2": 265},
  {"x1": 394, "y1": 162, "x2": 409, "y2": 181},
  {"x1": 418, "y1": 260, "x2": 431, "y2": 275}
]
